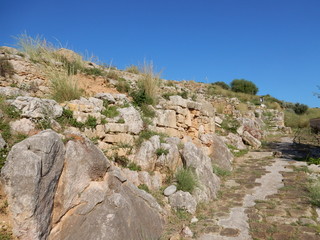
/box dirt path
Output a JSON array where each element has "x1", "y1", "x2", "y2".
[{"x1": 191, "y1": 139, "x2": 320, "y2": 240}]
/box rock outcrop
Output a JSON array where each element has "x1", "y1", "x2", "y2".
[
  {"x1": 182, "y1": 142, "x2": 220, "y2": 202},
  {"x1": 1, "y1": 130, "x2": 65, "y2": 240}
]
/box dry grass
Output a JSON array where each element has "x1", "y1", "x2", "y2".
[
  {"x1": 16, "y1": 33, "x2": 84, "y2": 102},
  {"x1": 137, "y1": 60, "x2": 161, "y2": 104}
]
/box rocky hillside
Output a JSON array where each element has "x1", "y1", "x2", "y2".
[{"x1": 0, "y1": 45, "x2": 292, "y2": 240}]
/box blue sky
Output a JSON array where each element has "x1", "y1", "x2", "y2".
[{"x1": 1, "y1": 0, "x2": 320, "y2": 107}]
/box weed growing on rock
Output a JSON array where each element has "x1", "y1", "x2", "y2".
[
  {"x1": 82, "y1": 67, "x2": 105, "y2": 76},
  {"x1": 308, "y1": 179, "x2": 320, "y2": 207},
  {"x1": 105, "y1": 70, "x2": 119, "y2": 79},
  {"x1": 221, "y1": 117, "x2": 240, "y2": 134},
  {"x1": 176, "y1": 168, "x2": 197, "y2": 193},
  {"x1": 102, "y1": 105, "x2": 119, "y2": 118},
  {"x1": 138, "y1": 184, "x2": 150, "y2": 193},
  {"x1": 212, "y1": 164, "x2": 231, "y2": 177},
  {"x1": 113, "y1": 154, "x2": 129, "y2": 167},
  {"x1": 116, "y1": 78, "x2": 130, "y2": 93},
  {"x1": 127, "y1": 162, "x2": 141, "y2": 171},
  {"x1": 156, "y1": 148, "x2": 169, "y2": 157},
  {"x1": 84, "y1": 116, "x2": 98, "y2": 129},
  {"x1": 136, "y1": 130, "x2": 167, "y2": 147}
]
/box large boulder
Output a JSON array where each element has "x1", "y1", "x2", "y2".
[
  {"x1": 242, "y1": 131, "x2": 261, "y2": 149},
  {"x1": 181, "y1": 142, "x2": 220, "y2": 202},
  {"x1": 169, "y1": 190, "x2": 197, "y2": 214},
  {"x1": 50, "y1": 135, "x2": 164, "y2": 240},
  {"x1": 200, "y1": 133, "x2": 234, "y2": 171},
  {"x1": 1, "y1": 130, "x2": 65, "y2": 240},
  {"x1": 10, "y1": 96, "x2": 63, "y2": 119}
]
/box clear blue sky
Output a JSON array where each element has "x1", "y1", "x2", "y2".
[{"x1": 1, "y1": 0, "x2": 320, "y2": 107}]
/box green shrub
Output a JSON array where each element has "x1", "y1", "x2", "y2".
[
  {"x1": 156, "y1": 148, "x2": 169, "y2": 156},
  {"x1": 230, "y1": 79, "x2": 258, "y2": 95},
  {"x1": 308, "y1": 157, "x2": 320, "y2": 165},
  {"x1": 116, "y1": 118, "x2": 125, "y2": 124},
  {"x1": 176, "y1": 168, "x2": 197, "y2": 193},
  {"x1": 82, "y1": 67, "x2": 105, "y2": 76},
  {"x1": 49, "y1": 70, "x2": 83, "y2": 103},
  {"x1": 308, "y1": 180, "x2": 320, "y2": 207},
  {"x1": 293, "y1": 103, "x2": 309, "y2": 115},
  {"x1": 131, "y1": 89, "x2": 154, "y2": 106},
  {"x1": 212, "y1": 164, "x2": 231, "y2": 177},
  {"x1": 116, "y1": 78, "x2": 130, "y2": 93},
  {"x1": 0, "y1": 120, "x2": 11, "y2": 142},
  {"x1": 161, "y1": 92, "x2": 176, "y2": 100},
  {"x1": 125, "y1": 65, "x2": 140, "y2": 74},
  {"x1": 127, "y1": 162, "x2": 142, "y2": 171},
  {"x1": 138, "y1": 184, "x2": 150, "y2": 193},
  {"x1": 84, "y1": 116, "x2": 97, "y2": 129},
  {"x1": 113, "y1": 154, "x2": 129, "y2": 167},
  {"x1": 0, "y1": 148, "x2": 8, "y2": 170},
  {"x1": 36, "y1": 118, "x2": 51, "y2": 130},
  {"x1": 221, "y1": 117, "x2": 240, "y2": 134},
  {"x1": 3, "y1": 105, "x2": 20, "y2": 119},
  {"x1": 0, "y1": 57, "x2": 14, "y2": 78},
  {"x1": 136, "y1": 130, "x2": 167, "y2": 146},
  {"x1": 178, "y1": 90, "x2": 188, "y2": 99},
  {"x1": 140, "y1": 104, "x2": 155, "y2": 118},
  {"x1": 135, "y1": 60, "x2": 161, "y2": 105},
  {"x1": 106, "y1": 70, "x2": 119, "y2": 79},
  {"x1": 213, "y1": 81, "x2": 230, "y2": 90},
  {"x1": 102, "y1": 105, "x2": 119, "y2": 118},
  {"x1": 284, "y1": 110, "x2": 309, "y2": 128}
]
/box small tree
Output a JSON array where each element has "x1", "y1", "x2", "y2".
[
  {"x1": 293, "y1": 103, "x2": 308, "y2": 115},
  {"x1": 230, "y1": 79, "x2": 258, "y2": 95}
]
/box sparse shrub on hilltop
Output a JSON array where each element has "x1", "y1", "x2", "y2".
[
  {"x1": 125, "y1": 65, "x2": 140, "y2": 74},
  {"x1": 230, "y1": 79, "x2": 258, "y2": 95},
  {"x1": 293, "y1": 103, "x2": 308, "y2": 115},
  {"x1": 213, "y1": 81, "x2": 230, "y2": 90}
]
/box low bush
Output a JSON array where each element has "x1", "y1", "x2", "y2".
[
  {"x1": 175, "y1": 168, "x2": 197, "y2": 193},
  {"x1": 230, "y1": 79, "x2": 258, "y2": 95},
  {"x1": 156, "y1": 148, "x2": 169, "y2": 156},
  {"x1": 84, "y1": 116, "x2": 97, "y2": 129},
  {"x1": 212, "y1": 164, "x2": 231, "y2": 177},
  {"x1": 127, "y1": 162, "x2": 142, "y2": 171},
  {"x1": 116, "y1": 78, "x2": 130, "y2": 93},
  {"x1": 308, "y1": 180, "x2": 320, "y2": 207},
  {"x1": 138, "y1": 184, "x2": 150, "y2": 193},
  {"x1": 140, "y1": 104, "x2": 156, "y2": 118},
  {"x1": 221, "y1": 117, "x2": 240, "y2": 134},
  {"x1": 0, "y1": 57, "x2": 14, "y2": 78},
  {"x1": 102, "y1": 105, "x2": 119, "y2": 118},
  {"x1": 136, "y1": 130, "x2": 167, "y2": 146},
  {"x1": 113, "y1": 154, "x2": 129, "y2": 167},
  {"x1": 213, "y1": 81, "x2": 230, "y2": 90},
  {"x1": 82, "y1": 67, "x2": 105, "y2": 76}
]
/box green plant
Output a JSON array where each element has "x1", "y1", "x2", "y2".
[
  {"x1": 36, "y1": 118, "x2": 51, "y2": 130},
  {"x1": 0, "y1": 148, "x2": 9, "y2": 170},
  {"x1": 49, "y1": 70, "x2": 83, "y2": 102},
  {"x1": 82, "y1": 67, "x2": 105, "y2": 76},
  {"x1": 133, "y1": 60, "x2": 161, "y2": 106},
  {"x1": 175, "y1": 208, "x2": 192, "y2": 220},
  {"x1": 212, "y1": 164, "x2": 231, "y2": 177},
  {"x1": 125, "y1": 65, "x2": 140, "y2": 74},
  {"x1": 221, "y1": 117, "x2": 240, "y2": 134},
  {"x1": 116, "y1": 78, "x2": 130, "y2": 93},
  {"x1": 0, "y1": 57, "x2": 14, "y2": 78},
  {"x1": 113, "y1": 154, "x2": 129, "y2": 167},
  {"x1": 293, "y1": 103, "x2": 309, "y2": 115},
  {"x1": 162, "y1": 92, "x2": 175, "y2": 100},
  {"x1": 136, "y1": 130, "x2": 167, "y2": 146},
  {"x1": 138, "y1": 184, "x2": 150, "y2": 193},
  {"x1": 105, "y1": 70, "x2": 119, "y2": 79},
  {"x1": 308, "y1": 180, "x2": 320, "y2": 207},
  {"x1": 156, "y1": 147, "x2": 169, "y2": 156},
  {"x1": 102, "y1": 105, "x2": 119, "y2": 118},
  {"x1": 308, "y1": 157, "x2": 320, "y2": 165},
  {"x1": 127, "y1": 162, "x2": 142, "y2": 171},
  {"x1": 3, "y1": 105, "x2": 20, "y2": 119},
  {"x1": 116, "y1": 118, "x2": 125, "y2": 124},
  {"x1": 230, "y1": 79, "x2": 258, "y2": 95},
  {"x1": 84, "y1": 115, "x2": 98, "y2": 129},
  {"x1": 213, "y1": 81, "x2": 230, "y2": 90},
  {"x1": 140, "y1": 104, "x2": 156, "y2": 118},
  {"x1": 178, "y1": 90, "x2": 188, "y2": 99},
  {"x1": 175, "y1": 167, "x2": 197, "y2": 193}
]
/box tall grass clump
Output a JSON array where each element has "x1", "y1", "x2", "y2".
[
  {"x1": 48, "y1": 69, "x2": 82, "y2": 102},
  {"x1": 132, "y1": 61, "x2": 161, "y2": 106},
  {"x1": 125, "y1": 65, "x2": 139, "y2": 74},
  {"x1": 175, "y1": 168, "x2": 197, "y2": 193},
  {"x1": 16, "y1": 34, "x2": 84, "y2": 102},
  {"x1": 308, "y1": 179, "x2": 320, "y2": 207}
]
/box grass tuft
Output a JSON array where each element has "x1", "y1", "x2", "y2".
[{"x1": 176, "y1": 168, "x2": 197, "y2": 193}]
